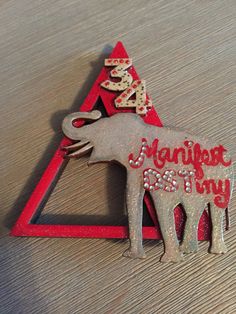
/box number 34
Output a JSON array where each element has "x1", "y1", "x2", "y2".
[{"x1": 101, "y1": 58, "x2": 153, "y2": 115}]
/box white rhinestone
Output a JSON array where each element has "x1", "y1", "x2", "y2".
[
  {"x1": 165, "y1": 171, "x2": 169, "y2": 175},
  {"x1": 167, "y1": 178, "x2": 171, "y2": 182},
  {"x1": 178, "y1": 170, "x2": 182, "y2": 175},
  {"x1": 188, "y1": 141, "x2": 193, "y2": 147},
  {"x1": 171, "y1": 187, "x2": 177, "y2": 192},
  {"x1": 189, "y1": 171, "x2": 194, "y2": 176},
  {"x1": 163, "y1": 175, "x2": 167, "y2": 180},
  {"x1": 158, "y1": 178, "x2": 163, "y2": 183},
  {"x1": 144, "y1": 178, "x2": 149, "y2": 182},
  {"x1": 150, "y1": 186, "x2": 154, "y2": 190},
  {"x1": 148, "y1": 169, "x2": 153, "y2": 174},
  {"x1": 144, "y1": 183, "x2": 149, "y2": 189},
  {"x1": 142, "y1": 142, "x2": 147, "y2": 146},
  {"x1": 182, "y1": 170, "x2": 187, "y2": 175},
  {"x1": 138, "y1": 157, "x2": 143, "y2": 162},
  {"x1": 186, "y1": 187, "x2": 191, "y2": 193},
  {"x1": 129, "y1": 160, "x2": 134, "y2": 164},
  {"x1": 184, "y1": 176, "x2": 189, "y2": 181},
  {"x1": 159, "y1": 184, "x2": 163, "y2": 189},
  {"x1": 165, "y1": 186, "x2": 171, "y2": 191},
  {"x1": 144, "y1": 171, "x2": 148, "y2": 176},
  {"x1": 155, "y1": 183, "x2": 159, "y2": 187},
  {"x1": 142, "y1": 147, "x2": 146, "y2": 151},
  {"x1": 156, "y1": 173, "x2": 161, "y2": 178},
  {"x1": 186, "y1": 182, "x2": 191, "y2": 187},
  {"x1": 170, "y1": 170, "x2": 175, "y2": 175},
  {"x1": 172, "y1": 181, "x2": 177, "y2": 186},
  {"x1": 140, "y1": 152, "x2": 145, "y2": 157}
]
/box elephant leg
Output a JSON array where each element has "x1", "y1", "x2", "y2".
[
  {"x1": 210, "y1": 203, "x2": 227, "y2": 254},
  {"x1": 123, "y1": 171, "x2": 146, "y2": 259},
  {"x1": 151, "y1": 194, "x2": 183, "y2": 263},
  {"x1": 180, "y1": 200, "x2": 206, "y2": 254}
]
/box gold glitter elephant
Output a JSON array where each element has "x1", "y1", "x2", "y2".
[{"x1": 62, "y1": 110, "x2": 234, "y2": 263}]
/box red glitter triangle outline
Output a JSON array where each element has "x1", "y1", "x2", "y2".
[{"x1": 10, "y1": 42, "x2": 210, "y2": 240}]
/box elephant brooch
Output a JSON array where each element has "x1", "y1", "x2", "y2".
[{"x1": 62, "y1": 110, "x2": 234, "y2": 263}]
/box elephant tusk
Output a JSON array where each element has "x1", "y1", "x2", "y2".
[
  {"x1": 63, "y1": 140, "x2": 90, "y2": 151},
  {"x1": 66, "y1": 142, "x2": 94, "y2": 158}
]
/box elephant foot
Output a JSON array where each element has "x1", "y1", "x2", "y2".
[
  {"x1": 123, "y1": 247, "x2": 146, "y2": 259},
  {"x1": 180, "y1": 240, "x2": 198, "y2": 254},
  {"x1": 160, "y1": 251, "x2": 184, "y2": 263},
  {"x1": 210, "y1": 242, "x2": 228, "y2": 254}
]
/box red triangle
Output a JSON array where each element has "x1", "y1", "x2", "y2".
[{"x1": 11, "y1": 42, "x2": 210, "y2": 240}]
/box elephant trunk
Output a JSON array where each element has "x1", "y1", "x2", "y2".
[
  {"x1": 62, "y1": 110, "x2": 102, "y2": 158},
  {"x1": 62, "y1": 110, "x2": 102, "y2": 140}
]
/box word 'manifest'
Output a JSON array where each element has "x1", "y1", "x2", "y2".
[
  {"x1": 128, "y1": 138, "x2": 232, "y2": 208},
  {"x1": 101, "y1": 58, "x2": 153, "y2": 115}
]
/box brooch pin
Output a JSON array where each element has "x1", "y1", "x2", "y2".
[{"x1": 11, "y1": 42, "x2": 234, "y2": 263}]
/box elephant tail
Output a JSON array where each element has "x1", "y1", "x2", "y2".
[{"x1": 225, "y1": 207, "x2": 230, "y2": 230}]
